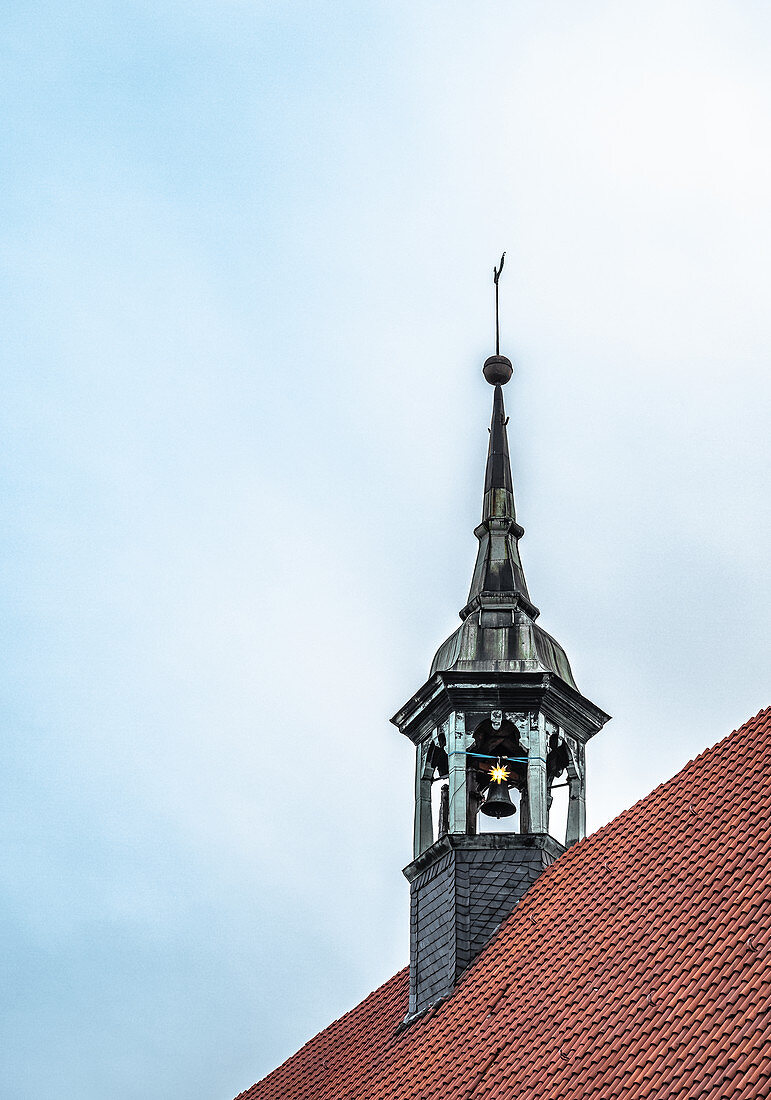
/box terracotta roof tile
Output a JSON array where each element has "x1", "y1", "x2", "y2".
[{"x1": 238, "y1": 707, "x2": 771, "y2": 1100}]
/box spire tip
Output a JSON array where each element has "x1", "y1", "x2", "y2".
[
  {"x1": 492, "y1": 251, "x2": 509, "y2": 361},
  {"x1": 486, "y1": 251, "x2": 510, "y2": 382}
]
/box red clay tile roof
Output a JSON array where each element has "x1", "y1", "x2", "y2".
[{"x1": 238, "y1": 707, "x2": 771, "y2": 1100}]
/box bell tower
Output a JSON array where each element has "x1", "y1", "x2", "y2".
[{"x1": 392, "y1": 269, "x2": 610, "y2": 1020}]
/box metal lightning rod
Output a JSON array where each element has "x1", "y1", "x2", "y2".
[{"x1": 493, "y1": 252, "x2": 506, "y2": 356}]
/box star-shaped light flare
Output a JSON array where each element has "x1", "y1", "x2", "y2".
[{"x1": 489, "y1": 759, "x2": 510, "y2": 784}]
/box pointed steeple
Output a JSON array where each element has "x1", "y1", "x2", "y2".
[
  {"x1": 462, "y1": 356, "x2": 537, "y2": 621},
  {"x1": 429, "y1": 346, "x2": 578, "y2": 690},
  {"x1": 483, "y1": 379, "x2": 516, "y2": 520},
  {"x1": 391, "y1": 265, "x2": 611, "y2": 1019}
]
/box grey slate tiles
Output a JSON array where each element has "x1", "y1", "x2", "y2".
[{"x1": 404, "y1": 833, "x2": 563, "y2": 1017}]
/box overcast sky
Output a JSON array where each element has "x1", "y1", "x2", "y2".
[{"x1": 2, "y1": 2, "x2": 770, "y2": 1097}]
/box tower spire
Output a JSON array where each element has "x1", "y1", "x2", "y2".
[
  {"x1": 391, "y1": 264, "x2": 610, "y2": 1018},
  {"x1": 482, "y1": 379, "x2": 515, "y2": 522},
  {"x1": 462, "y1": 260, "x2": 534, "y2": 619}
]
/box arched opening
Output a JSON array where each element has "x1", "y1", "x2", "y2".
[{"x1": 467, "y1": 715, "x2": 527, "y2": 834}]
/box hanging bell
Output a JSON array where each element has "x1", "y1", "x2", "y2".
[{"x1": 481, "y1": 777, "x2": 516, "y2": 819}]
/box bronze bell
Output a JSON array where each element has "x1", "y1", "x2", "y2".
[{"x1": 481, "y1": 777, "x2": 516, "y2": 818}]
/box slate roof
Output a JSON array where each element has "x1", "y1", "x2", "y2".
[{"x1": 237, "y1": 707, "x2": 771, "y2": 1100}]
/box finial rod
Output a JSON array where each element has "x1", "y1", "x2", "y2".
[
  {"x1": 483, "y1": 253, "x2": 513, "y2": 385},
  {"x1": 493, "y1": 252, "x2": 506, "y2": 356}
]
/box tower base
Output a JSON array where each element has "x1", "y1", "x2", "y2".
[{"x1": 403, "y1": 833, "x2": 563, "y2": 1018}]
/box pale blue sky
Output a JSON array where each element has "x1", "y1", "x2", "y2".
[{"x1": 2, "y1": 2, "x2": 770, "y2": 1097}]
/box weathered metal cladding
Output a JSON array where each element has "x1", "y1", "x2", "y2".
[
  {"x1": 430, "y1": 611, "x2": 577, "y2": 688},
  {"x1": 393, "y1": 668, "x2": 609, "y2": 750},
  {"x1": 483, "y1": 485, "x2": 515, "y2": 519},
  {"x1": 483, "y1": 384, "x2": 515, "y2": 511},
  {"x1": 468, "y1": 381, "x2": 531, "y2": 610},
  {"x1": 427, "y1": 370, "x2": 583, "y2": 696},
  {"x1": 439, "y1": 674, "x2": 609, "y2": 742},
  {"x1": 467, "y1": 518, "x2": 531, "y2": 606}
]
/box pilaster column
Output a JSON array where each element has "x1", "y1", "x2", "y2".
[
  {"x1": 519, "y1": 787, "x2": 531, "y2": 832},
  {"x1": 565, "y1": 741, "x2": 586, "y2": 846},
  {"x1": 447, "y1": 711, "x2": 471, "y2": 834},
  {"x1": 526, "y1": 711, "x2": 549, "y2": 833},
  {"x1": 413, "y1": 741, "x2": 434, "y2": 858}
]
